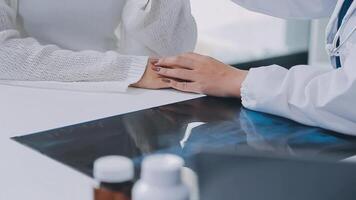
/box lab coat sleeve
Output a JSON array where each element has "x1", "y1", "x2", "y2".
[
  {"x1": 241, "y1": 47, "x2": 356, "y2": 135},
  {"x1": 231, "y1": 0, "x2": 337, "y2": 19},
  {"x1": 119, "y1": 0, "x2": 197, "y2": 56}
]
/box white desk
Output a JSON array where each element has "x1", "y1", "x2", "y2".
[
  {"x1": 1, "y1": 83, "x2": 356, "y2": 200},
  {"x1": 0, "y1": 83, "x2": 202, "y2": 200}
]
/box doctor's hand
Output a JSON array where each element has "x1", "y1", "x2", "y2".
[
  {"x1": 153, "y1": 53, "x2": 248, "y2": 97},
  {"x1": 131, "y1": 58, "x2": 171, "y2": 89}
]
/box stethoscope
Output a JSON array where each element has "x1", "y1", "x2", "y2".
[{"x1": 326, "y1": 1, "x2": 356, "y2": 57}]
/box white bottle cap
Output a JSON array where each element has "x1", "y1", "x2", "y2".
[
  {"x1": 141, "y1": 154, "x2": 184, "y2": 186},
  {"x1": 93, "y1": 155, "x2": 134, "y2": 183}
]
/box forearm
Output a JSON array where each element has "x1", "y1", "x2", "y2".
[
  {"x1": 241, "y1": 64, "x2": 356, "y2": 135},
  {"x1": 0, "y1": 30, "x2": 147, "y2": 83},
  {"x1": 231, "y1": 0, "x2": 337, "y2": 19},
  {"x1": 0, "y1": 0, "x2": 148, "y2": 84}
]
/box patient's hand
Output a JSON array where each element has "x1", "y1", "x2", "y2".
[
  {"x1": 152, "y1": 53, "x2": 248, "y2": 97},
  {"x1": 131, "y1": 58, "x2": 171, "y2": 89}
]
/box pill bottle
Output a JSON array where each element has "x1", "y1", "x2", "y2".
[
  {"x1": 93, "y1": 156, "x2": 134, "y2": 200},
  {"x1": 132, "y1": 154, "x2": 190, "y2": 200}
]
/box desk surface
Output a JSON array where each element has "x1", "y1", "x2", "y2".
[
  {"x1": 0, "y1": 83, "x2": 202, "y2": 200},
  {"x1": 12, "y1": 96, "x2": 356, "y2": 178},
  {"x1": 1, "y1": 83, "x2": 356, "y2": 200}
]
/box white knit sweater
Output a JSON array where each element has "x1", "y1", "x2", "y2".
[{"x1": 0, "y1": 0, "x2": 197, "y2": 89}]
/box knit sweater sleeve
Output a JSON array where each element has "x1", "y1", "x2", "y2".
[
  {"x1": 119, "y1": 0, "x2": 197, "y2": 56},
  {"x1": 0, "y1": 0, "x2": 147, "y2": 85}
]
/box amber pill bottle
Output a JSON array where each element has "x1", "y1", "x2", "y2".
[{"x1": 93, "y1": 156, "x2": 134, "y2": 200}]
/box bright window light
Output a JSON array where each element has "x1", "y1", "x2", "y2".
[{"x1": 191, "y1": 0, "x2": 310, "y2": 64}]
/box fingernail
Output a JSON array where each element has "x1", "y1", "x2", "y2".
[
  {"x1": 162, "y1": 78, "x2": 171, "y2": 83},
  {"x1": 152, "y1": 67, "x2": 161, "y2": 72}
]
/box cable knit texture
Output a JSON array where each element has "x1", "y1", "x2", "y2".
[
  {"x1": 0, "y1": 0, "x2": 197, "y2": 88},
  {"x1": 119, "y1": 0, "x2": 197, "y2": 56}
]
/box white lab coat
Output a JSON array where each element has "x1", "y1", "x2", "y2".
[{"x1": 233, "y1": 0, "x2": 356, "y2": 136}]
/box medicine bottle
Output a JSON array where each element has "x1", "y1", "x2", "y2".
[
  {"x1": 132, "y1": 154, "x2": 190, "y2": 200},
  {"x1": 93, "y1": 156, "x2": 134, "y2": 200}
]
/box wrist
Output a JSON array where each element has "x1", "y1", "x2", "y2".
[
  {"x1": 230, "y1": 68, "x2": 248, "y2": 98},
  {"x1": 130, "y1": 59, "x2": 149, "y2": 87}
]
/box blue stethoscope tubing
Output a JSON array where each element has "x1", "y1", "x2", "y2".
[{"x1": 326, "y1": 1, "x2": 356, "y2": 57}]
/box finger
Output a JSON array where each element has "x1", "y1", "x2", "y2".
[
  {"x1": 156, "y1": 55, "x2": 196, "y2": 69},
  {"x1": 132, "y1": 78, "x2": 171, "y2": 89},
  {"x1": 154, "y1": 67, "x2": 195, "y2": 81},
  {"x1": 149, "y1": 57, "x2": 160, "y2": 64},
  {"x1": 166, "y1": 79, "x2": 201, "y2": 94},
  {"x1": 153, "y1": 78, "x2": 171, "y2": 89}
]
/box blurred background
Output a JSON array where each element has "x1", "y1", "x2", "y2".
[{"x1": 190, "y1": 0, "x2": 330, "y2": 69}]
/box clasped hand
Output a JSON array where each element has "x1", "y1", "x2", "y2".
[{"x1": 152, "y1": 52, "x2": 248, "y2": 97}]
